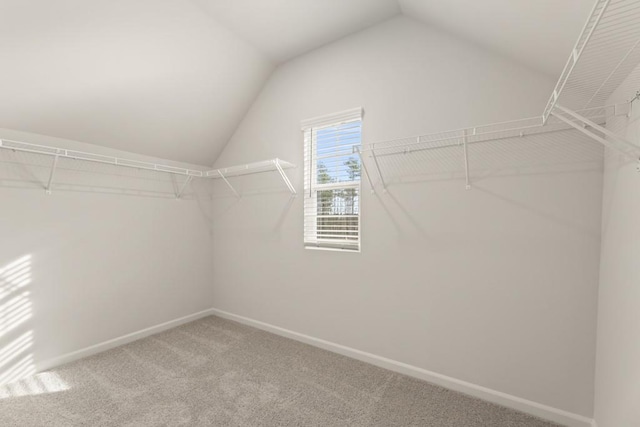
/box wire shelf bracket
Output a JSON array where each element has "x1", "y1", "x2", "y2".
[
  {"x1": 370, "y1": 147, "x2": 387, "y2": 193},
  {"x1": 45, "y1": 154, "x2": 60, "y2": 195},
  {"x1": 274, "y1": 159, "x2": 297, "y2": 195},
  {"x1": 462, "y1": 129, "x2": 471, "y2": 190},
  {"x1": 355, "y1": 146, "x2": 376, "y2": 194},
  {"x1": 217, "y1": 170, "x2": 240, "y2": 198},
  {"x1": 550, "y1": 104, "x2": 640, "y2": 160},
  {"x1": 175, "y1": 175, "x2": 194, "y2": 199},
  {"x1": 205, "y1": 158, "x2": 297, "y2": 196}
]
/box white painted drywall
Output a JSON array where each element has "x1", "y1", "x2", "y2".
[
  {"x1": 0, "y1": 0, "x2": 273, "y2": 165},
  {"x1": 399, "y1": 0, "x2": 593, "y2": 76},
  {"x1": 193, "y1": 0, "x2": 400, "y2": 63},
  {"x1": 211, "y1": 16, "x2": 602, "y2": 418},
  {"x1": 593, "y1": 65, "x2": 640, "y2": 427},
  {"x1": 0, "y1": 128, "x2": 214, "y2": 379}
]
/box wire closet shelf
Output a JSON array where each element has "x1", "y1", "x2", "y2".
[
  {"x1": 3, "y1": 0, "x2": 640, "y2": 197},
  {"x1": 357, "y1": 0, "x2": 640, "y2": 192},
  {"x1": 0, "y1": 139, "x2": 296, "y2": 197},
  {"x1": 544, "y1": 0, "x2": 640, "y2": 120},
  {"x1": 356, "y1": 104, "x2": 627, "y2": 192},
  {"x1": 539, "y1": 0, "x2": 640, "y2": 160}
]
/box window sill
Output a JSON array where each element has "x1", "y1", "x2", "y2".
[{"x1": 305, "y1": 245, "x2": 361, "y2": 254}]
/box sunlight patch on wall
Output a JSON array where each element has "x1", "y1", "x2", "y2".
[
  {"x1": 0, "y1": 332, "x2": 32, "y2": 373},
  {"x1": 0, "y1": 255, "x2": 31, "y2": 300},
  {"x1": 0, "y1": 292, "x2": 32, "y2": 338},
  {"x1": 0, "y1": 255, "x2": 35, "y2": 387}
]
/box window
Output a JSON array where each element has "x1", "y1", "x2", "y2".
[{"x1": 302, "y1": 108, "x2": 362, "y2": 252}]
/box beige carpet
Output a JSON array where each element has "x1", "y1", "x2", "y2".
[{"x1": 0, "y1": 315, "x2": 561, "y2": 426}]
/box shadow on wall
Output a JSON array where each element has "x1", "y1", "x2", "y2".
[
  {"x1": 0, "y1": 255, "x2": 68, "y2": 397},
  {"x1": 368, "y1": 128, "x2": 604, "y2": 189},
  {"x1": 0, "y1": 149, "x2": 211, "y2": 201},
  {"x1": 368, "y1": 130, "x2": 605, "y2": 245},
  {"x1": 210, "y1": 170, "x2": 297, "y2": 226}
]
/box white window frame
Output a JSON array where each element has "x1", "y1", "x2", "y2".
[{"x1": 302, "y1": 107, "x2": 363, "y2": 252}]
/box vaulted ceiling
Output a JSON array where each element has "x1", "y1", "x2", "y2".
[
  {"x1": 0, "y1": 0, "x2": 594, "y2": 166},
  {"x1": 399, "y1": 0, "x2": 593, "y2": 77},
  {"x1": 192, "y1": 0, "x2": 401, "y2": 64}
]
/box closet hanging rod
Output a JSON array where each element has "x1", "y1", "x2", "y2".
[
  {"x1": 0, "y1": 139, "x2": 298, "y2": 196},
  {"x1": 359, "y1": 125, "x2": 590, "y2": 159},
  {"x1": 358, "y1": 104, "x2": 625, "y2": 156},
  {"x1": 0, "y1": 139, "x2": 205, "y2": 177}
]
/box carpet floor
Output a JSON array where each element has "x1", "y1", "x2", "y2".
[{"x1": 0, "y1": 316, "x2": 561, "y2": 426}]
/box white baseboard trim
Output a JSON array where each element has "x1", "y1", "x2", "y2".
[
  {"x1": 32, "y1": 307, "x2": 595, "y2": 427},
  {"x1": 211, "y1": 308, "x2": 594, "y2": 427},
  {"x1": 37, "y1": 308, "x2": 215, "y2": 372}
]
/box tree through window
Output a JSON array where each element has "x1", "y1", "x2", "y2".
[{"x1": 303, "y1": 110, "x2": 362, "y2": 251}]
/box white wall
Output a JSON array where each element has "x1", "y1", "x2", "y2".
[
  {"x1": 593, "y1": 66, "x2": 640, "y2": 427},
  {"x1": 0, "y1": 0, "x2": 274, "y2": 165},
  {"x1": 211, "y1": 16, "x2": 603, "y2": 418},
  {"x1": 0, "y1": 128, "x2": 213, "y2": 380}
]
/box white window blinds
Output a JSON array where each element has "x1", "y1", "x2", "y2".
[{"x1": 303, "y1": 108, "x2": 363, "y2": 251}]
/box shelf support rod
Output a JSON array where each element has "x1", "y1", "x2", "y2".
[
  {"x1": 370, "y1": 146, "x2": 386, "y2": 192},
  {"x1": 462, "y1": 130, "x2": 471, "y2": 190},
  {"x1": 46, "y1": 154, "x2": 60, "y2": 195},
  {"x1": 274, "y1": 159, "x2": 297, "y2": 195},
  {"x1": 551, "y1": 111, "x2": 628, "y2": 157},
  {"x1": 355, "y1": 146, "x2": 375, "y2": 194},
  {"x1": 552, "y1": 104, "x2": 640, "y2": 159},
  {"x1": 176, "y1": 175, "x2": 193, "y2": 199},
  {"x1": 218, "y1": 170, "x2": 240, "y2": 198}
]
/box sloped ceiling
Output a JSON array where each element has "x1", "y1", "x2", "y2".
[
  {"x1": 399, "y1": 0, "x2": 594, "y2": 77},
  {"x1": 0, "y1": 0, "x2": 595, "y2": 165},
  {"x1": 0, "y1": 0, "x2": 274, "y2": 166},
  {"x1": 192, "y1": 0, "x2": 401, "y2": 63}
]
